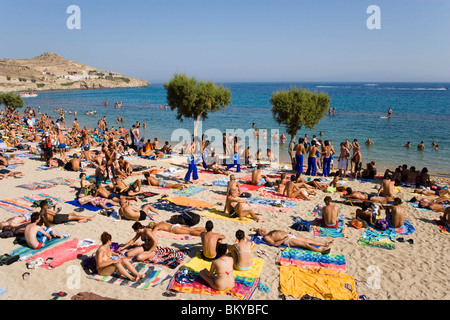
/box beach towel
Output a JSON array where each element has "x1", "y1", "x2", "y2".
[
  {"x1": 259, "y1": 190, "x2": 303, "y2": 201},
  {"x1": 201, "y1": 208, "x2": 252, "y2": 224},
  {"x1": 307, "y1": 203, "x2": 324, "y2": 217},
  {"x1": 251, "y1": 234, "x2": 290, "y2": 249},
  {"x1": 36, "y1": 165, "x2": 59, "y2": 171},
  {"x1": 145, "y1": 246, "x2": 191, "y2": 269},
  {"x1": 154, "y1": 230, "x2": 199, "y2": 240},
  {"x1": 43, "y1": 177, "x2": 79, "y2": 186},
  {"x1": 65, "y1": 199, "x2": 113, "y2": 212},
  {"x1": 409, "y1": 202, "x2": 435, "y2": 213},
  {"x1": 168, "y1": 196, "x2": 215, "y2": 209},
  {"x1": 150, "y1": 201, "x2": 194, "y2": 213},
  {"x1": 434, "y1": 219, "x2": 449, "y2": 234},
  {"x1": 88, "y1": 262, "x2": 169, "y2": 290},
  {"x1": 240, "y1": 183, "x2": 265, "y2": 191},
  {"x1": 312, "y1": 218, "x2": 347, "y2": 238},
  {"x1": 0, "y1": 194, "x2": 64, "y2": 220},
  {"x1": 357, "y1": 228, "x2": 397, "y2": 250},
  {"x1": 16, "y1": 182, "x2": 55, "y2": 190},
  {"x1": 166, "y1": 253, "x2": 263, "y2": 300},
  {"x1": 247, "y1": 197, "x2": 297, "y2": 209},
  {"x1": 279, "y1": 266, "x2": 358, "y2": 300},
  {"x1": 212, "y1": 178, "x2": 229, "y2": 187},
  {"x1": 9, "y1": 235, "x2": 71, "y2": 260},
  {"x1": 276, "y1": 247, "x2": 349, "y2": 272},
  {"x1": 25, "y1": 238, "x2": 98, "y2": 270},
  {"x1": 392, "y1": 219, "x2": 416, "y2": 235},
  {"x1": 212, "y1": 195, "x2": 292, "y2": 213},
  {"x1": 173, "y1": 186, "x2": 205, "y2": 197}
]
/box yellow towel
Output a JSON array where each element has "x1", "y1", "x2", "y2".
[
  {"x1": 200, "y1": 208, "x2": 252, "y2": 224},
  {"x1": 184, "y1": 252, "x2": 264, "y2": 278},
  {"x1": 167, "y1": 196, "x2": 215, "y2": 209},
  {"x1": 279, "y1": 266, "x2": 359, "y2": 300}
]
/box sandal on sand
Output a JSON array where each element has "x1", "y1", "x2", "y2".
[
  {"x1": 162, "y1": 290, "x2": 177, "y2": 297},
  {"x1": 51, "y1": 291, "x2": 67, "y2": 300},
  {"x1": 396, "y1": 237, "x2": 405, "y2": 243},
  {"x1": 22, "y1": 272, "x2": 30, "y2": 280},
  {"x1": 74, "y1": 207, "x2": 85, "y2": 213}
]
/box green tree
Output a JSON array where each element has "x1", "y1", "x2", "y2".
[
  {"x1": 164, "y1": 73, "x2": 232, "y2": 139},
  {"x1": 271, "y1": 86, "x2": 330, "y2": 168},
  {"x1": 0, "y1": 92, "x2": 24, "y2": 111}
]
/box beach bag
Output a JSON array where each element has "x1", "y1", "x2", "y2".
[
  {"x1": 169, "y1": 215, "x2": 187, "y2": 225},
  {"x1": 375, "y1": 219, "x2": 389, "y2": 231},
  {"x1": 180, "y1": 211, "x2": 200, "y2": 227},
  {"x1": 82, "y1": 255, "x2": 97, "y2": 274},
  {"x1": 239, "y1": 192, "x2": 252, "y2": 198},
  {"x1": 351, "y1": 219, "x2": 363, "y2": 229}
]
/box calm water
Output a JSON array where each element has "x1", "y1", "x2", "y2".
[{"x1": 24, "y1": 82, "x2": 450, "y2": 175}]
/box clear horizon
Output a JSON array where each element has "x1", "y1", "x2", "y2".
[{"x1": 1, "y1": 0, "x2": 449, "y2": 83}]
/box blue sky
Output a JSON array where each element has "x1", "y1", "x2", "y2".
[{"x1": 1, "y1": 0, "x2": 449, "y2": 82}]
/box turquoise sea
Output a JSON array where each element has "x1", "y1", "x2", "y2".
[{"x1": 24, "y1": 82, "x2": 450, "y2": 175}]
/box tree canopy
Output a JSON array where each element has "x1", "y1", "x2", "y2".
[
  {"x1": 164, "y1": 73, "x2": 232, "y2": 137},
  {"x1": 0, "y1": 92, "x2": 24, "y2": 111},
  {"x1": 271, "y1": 86, "x2": 330, "y2": 139}
]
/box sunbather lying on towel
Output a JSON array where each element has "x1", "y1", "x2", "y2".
[
  {"x1": 148, "y1": 220, "x2": 206, "y2": 237},
  {"x1": 38, "y1": 200, "x2": 95, "y2": 225},
  {"x1": 410, "y1": 196, "x2": 449, "y2": 213},
  {"x1": 255, "y1": 228, "x2": 333, "y2": 254},
  {"x1": 143, "y1": 172, "x2": 187, "y2": 190},
  {"x1": 118, "y1": 198, "x2": 160, "y2": 221},
  {"x1": 224, "y1": 194, "x2": 265, "y2": 223},
  {"x1": 113, "y1": 177, "x2": 142, "y2": 196}
]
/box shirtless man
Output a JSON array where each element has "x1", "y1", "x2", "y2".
[
  {"x1": 251, "y1": 164, "x2": 269, "y2": 186},
  {"x1": 113, "y1": 177, "x2": 142, "y2": 196},
  {"x1": 118, "y1": 198, "x2": 160, "y2": 221},
  {"x1": 64, "y1": 153, "x2": 83, "y2": 172},
  {"x1": 413, "y1": 188, "x2": 450, "y2": 198},
  {"x1": 95, "y1": 232, "x2": 144, "y2": 282},
  {"x1": 321, "y1": 196, "x2": 340, "y2": 228},
  {"x1": 200, "y1": 220, "x2": 226, "y2": 261},
  {"x1": 39, "y1": 200, "x2": 95, "y2": 225},
  {"x1": 224, "y1": 193, "x2": 265, "y2": 222},
  {"x1": 199, "y1": 243, "x2": 235, "y2": 291},
  {"x1": 283, "y1": 175, "x2": 314, "y2": 200},
  {"x1": 341, "y1": 187, "x2": 369, "y2": 201},
  {"x1": 116, "y1": 156, "x2": 132, "y2": 178},
  {"x1": 305, "y1": 140, "x2": 318, "y2": 176},
  {"x1": 256, "y1": 228, "x2": 333, "y2": 253},
  {"x1": 118, "y1": 222, "x2": 158, "y2": 262},
  {"x1": 24, "y1": 212, "x2": 64, "y2": 249},
  {"x1": 148, "y1": 220, "x2": 206, "y2": 237},
  {"x1": 384, "y1": 198, "x2": 405, "y2": 228},
  {"x1": 417, "y1": 141, "x2": 425, "y2": 151},
  {"x1": 337, "y1": 142, "x2": 350, "y2": 177},
  {"x1": 350, "y1": 145, "x2": 362, "y2": 178},
  {"x1": 94, "y1": 183, "x2": 138, "y2": 202},
  {"x1": 370, "y1": 177, "x2": 396, "y2": 204},
  {"x1": 56, "y1": 128, "x2": 67, "y2": 159},
  {"x1": 142, "y1": 171, "x2": 187, "y2": 190},
  {"x1": 404, "y1": 166, "x2": 418, "y2": 186},
  {"x1": 413, "y1": 197, "x2": 449, "y2": 213},
  {"x1": 321, "y1": 140, "x2": 335, "y2": 177},
  {"x1": 293, "y1": 138, "x2": 306, "y2": 174}
]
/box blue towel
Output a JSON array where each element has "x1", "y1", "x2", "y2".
[{"x1": 65, "y1": 200, "x2": 113, "y2": 212}]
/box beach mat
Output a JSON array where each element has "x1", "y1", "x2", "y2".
[
  {"x1": 25, "y1": 238, "x2": 98, "y2": 270},
  {"x1": 166, "y1": 252, "x2": 263, "y2": 300},
  {"x1": 201, "y1": 208, "x2": 252, "y2": 224},
  {"x1": 10, "y1": 235, "x2": 71, "y2": 260},
  {"x1": 145, "y1": 246, "x2": 191, "y2": 269},
  {"x1": 150, "y1": 201, "x2": 194, "y2": 213},
  {"x1": 88, "y1": 262, "x2": 170, "y2": 290},
  {"x1": 312, "y1": 218, "x2": 348, "y2": 238},
  {"x1": 276, "y1": 247, "x2": 349, "y2": 272},
  {"x1": 65, "y1": 199, "x2": 113, "y2": 212},
  {"x1": 357, "y1": 228, "x2": 397, "y2": 250},
  {"x1": 173, "y1": 186, "x2": 205, "y2": 197},
  {"x1": 16, "y1": 182, "x2": 55, "y2": 190},
  {"x1": 279, "y1": 266, "x2": 358, "y2": 300},
  {"x1": 247, "y1": 197, "x2": 297, "y2": 209},
  {"x1": 168, "y1": 196, "x2": 215, "y2": 209},
  {"x1": 240, "y1": 183, "x2": 264, "y2": 191},
  {"x1": 0, "y1": 193, "x2": 64, "y2": 219}
]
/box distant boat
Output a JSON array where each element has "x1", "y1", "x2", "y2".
[
  {"x1": 19, "y1": 92, "x2": 38, "y2": 98},
  {"x1": 445, "y1": 87, "x2": 448, "y2": 90}
]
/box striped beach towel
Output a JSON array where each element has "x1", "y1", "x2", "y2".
[
  {"x1": 259, "y1": 190, "x2": 303, "y2": 202},
  {"x1": 276, "y1": 247, "x2": 349, "y2": 272},
  {"x1": 173, "y1": 186, "x2": 205, "y2": 197},
  {"x1": 88, "y1": 262, "x2": 169, "y2": 290}
]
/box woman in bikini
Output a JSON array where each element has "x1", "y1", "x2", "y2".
[
  {"x1": 118, "y1": 222, "x2": 158, "y2": 262},
  {"x1": 199, "y1": 243, "x2": 235, "y2": 291},
  {"x1": 229, "y1": 230, "x2": 253, "y2": 271},
  {"x1": 227, "y1": 175, "x2": 241, "y2": 196},
  {"x1": 95, "y1": 232, "x2": 144, "y2": 282},
  {"x1": 148, "y1": 221, "x2": 206, "y2": 237}
]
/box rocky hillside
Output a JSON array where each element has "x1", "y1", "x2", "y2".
[{"x1": 0, "y1": 52, "x2": 150, "y2": 92}]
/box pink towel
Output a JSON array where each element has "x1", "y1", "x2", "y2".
[{"x1": 26, "y1": 238, "x2": 99, "y2": 270}]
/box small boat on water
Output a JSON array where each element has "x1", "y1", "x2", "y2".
[{"x1": 19, "y1": 92, "x2": 38, "y2": 98}]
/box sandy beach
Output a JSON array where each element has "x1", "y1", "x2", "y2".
[{"x1": 0, "y1": 141, "x2": 449, "y2": 301}]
